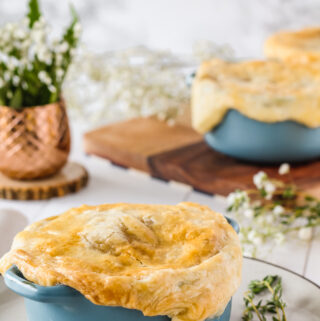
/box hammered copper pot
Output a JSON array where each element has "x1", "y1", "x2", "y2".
[{"x1": 0, "y1": 100, "x2": 70, "y2": 180}]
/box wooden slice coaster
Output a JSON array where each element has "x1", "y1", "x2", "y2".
[{"x1": 0, "y1": 162, "x2": 89, "y2": 200}]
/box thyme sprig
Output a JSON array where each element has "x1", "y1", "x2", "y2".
[
  {"x1": 243, "y1": 275, "x2": 287, "y2": 321},
  {"x1": 227, "y1": 164, "x2": 320, "y2": 257}
]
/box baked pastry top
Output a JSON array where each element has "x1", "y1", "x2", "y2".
[
  {"x1": 192, "y1": 58, "x2": 320, "y2": 133},
  {"x1": 265, "y1": 27, "x2": 320, "y2": 62},
  {"x1": 0, "y1": 202, "x2": 242, "y2": 321}
]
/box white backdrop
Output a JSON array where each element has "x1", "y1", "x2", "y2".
[{"x1": 1, "y1": 0, "x2": 320, "y2": 57}]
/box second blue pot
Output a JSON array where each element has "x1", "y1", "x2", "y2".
[{"x1": 205, "y1": 110, "x2": 320, "y2": 164}]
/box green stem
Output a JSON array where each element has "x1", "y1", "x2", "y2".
[
  {"x1": 244, "y1": 294, "x2": 264, "y2": 321},
  {"x1": 264, "y1": 282, "x2": 281, "y2": 321}
]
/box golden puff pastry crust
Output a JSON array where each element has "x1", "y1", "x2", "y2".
[
  {"x1": 0, "y1": 202, "x2": 242, "y2": 321},
  {"x1": 191, "y1": 58, "x2": 320, "y2": 133},
  {"x1": 265, "y1": 27, "x2": 320, "y2": 63}
]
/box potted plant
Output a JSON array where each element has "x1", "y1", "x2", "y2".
[{"x1": 0, "y1": 0, "x2": 81, "y2": 179}]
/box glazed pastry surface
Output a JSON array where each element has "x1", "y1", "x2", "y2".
[
  {"x1": 265, "y1": 27, "x2": 320, "y2": 62},
  {"x1": 192, "y1": 58, "x2": 320, "y2": 133},
  {"x1": 0, "y1": 202, "x2": 242, "y2": 321}
]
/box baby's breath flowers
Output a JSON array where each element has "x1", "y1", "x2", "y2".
[
  {"x1": 64, "y1": 42, "x2": 234, "y2": 126},
  {"x1": 64, "y1": 47, "x2": 190, "y2": 126},
  {"x1": 0, "y1": 0, "x2": 80, "y2": 109},
  {"x1": 227, "y1": 164, "x2": 320, "y2": 257}
]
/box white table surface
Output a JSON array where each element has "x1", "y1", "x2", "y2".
[{"x1": 0, "y1": 124, "x2": 319, "y2": 286}]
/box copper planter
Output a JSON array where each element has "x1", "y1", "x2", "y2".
[{"x1": 0, "y1": 100, "x2": 70, "y2": 180}]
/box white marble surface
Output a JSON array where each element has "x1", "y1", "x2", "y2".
[{"x1": 1, "y1": 0, "x2": 320, "y2": 57}]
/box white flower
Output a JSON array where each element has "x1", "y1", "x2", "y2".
[
  {"x1": 7, "y1": 57, "x2": 18, "y2": 70},
  {"x1": 298, "y1": 227, "x2": 313, "y2": 241},
  {"x1": 252, "y1": 236, "x2": 263, "y2": 246},
  {"x1": 274, "y1": 232, "x2": 285, "y2": 245},
  {"x1": 35, "y1": 46, "x2": 52, "y2": 65},
  {"x1": 14, "y1": 28, "x2": 26, "y2": 39},
  {"x1": 273, "y1": 205, "x2": 284, "y2": 215},
  {"x1": 74, "y1": 22, "x2": 82, "y2": 38},
  {"x1": 38, "y1": 71, "x2": 51, "y2": 85},
  {"x1": 265, "y1": 181, "x2": 276, "y2": 198},
  {"x1": 12, "y1": 75, "x2": 20, "y2": 86},
  {"x1": 56, "y1": 68, "x2": 64, "y2": 81},
  {"x1": 227, "y1": 193, "x2": 236, "y2": 206},
  {"x1": 257, "y1": 215, "x2": 266, "y2": 225},
  {"x1": 31, "y1": 29, "x2": 45, "y2": 43},
  {"x1": 253, "y1": 171, "x2": 267, "y2": 189},
  {"x1": 33, "y1": 17, "x2": 46, "y2": 30},
  {"x1": 279, "y1": 163, "x2": 290, "y2": 175},
  {"x1": 48, "y1": 85, "x2": 56, "y2": 93},
  {"x1": 56, "y1": 42, "x2": 69, "y2": 53},
  {"x1": 0, "y1": 78, "x2": 4, "y2": 87},
  {"x1": 227, "y1": 190, "x2": 249, "y2": 211},
  {"x1": 265, "y1": 214, "x2": 274, "y2": 224},
  {"x1": 21, "y1": 38, "x2": 31, "y2": 49},
  {"x1": 248, "y1": 230, "x2": 257, "y2": 241},
  {"x1": 4, "y1": 71, "x2": 11, "y2": 81},
  {"x1": 244, "y1": 208, "x2": 254, "y2": 219}
]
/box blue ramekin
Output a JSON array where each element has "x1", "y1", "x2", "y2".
[
  {"x1": 205, "y1": 109, "x2": 320, "y2": 164},
  {"x1": 3, "y1": 217, "x2": 239, "y2": 321}
]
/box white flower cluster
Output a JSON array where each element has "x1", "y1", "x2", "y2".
[
  {"x1": 227, "y1": 164, "x2": 315, "y2": 258},
  {"x1": 227, "y1": 190, "x2": 250, "y2": 211},
  {"x1": 64, "y1": 42, "x2": 234, "y2": 127},
  {"x1": 253, "y1": 171, "x2": 276, "y2": 200},
  {"x1": 0, "y1": 5, "x2": 81, "y2": 107}
]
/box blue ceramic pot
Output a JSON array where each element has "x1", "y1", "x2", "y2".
[
  {"x1": 205, "y1": 110, "x2": 320, "y2": 164},
  {"x1": 3, "y1": 217, "x2": 239, "y2": 321}
]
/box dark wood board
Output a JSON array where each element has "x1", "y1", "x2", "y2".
[
  {"x1": 149, "y1": 142, "x2": 320, "y2": 196},
  {"x1": 84, "y1": 118, "x2": 320, "y2": 197}
]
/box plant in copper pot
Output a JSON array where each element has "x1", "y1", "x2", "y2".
[{"x1": 0, "y1": 0, "x2": 81, "y2": 180}]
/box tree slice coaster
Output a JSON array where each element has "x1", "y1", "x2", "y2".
[{"x1": 0, "y1": 162, "x2": 89, "y2": 200}]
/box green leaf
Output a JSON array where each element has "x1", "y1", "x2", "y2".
[
  {"x1": 0, "y1": 93, "x2": 5, "y2": 106},
  {"x1": 10, "y1": 88, "x2": 23, "y2": 109},
  {"x1": 305, "y1": 195, "x2": 315, "y2": 201},
  {"x1": 62, "y1": 4, "x2": 79, "y2": 47},
  {"x1": 27, "y1": 0, "x2": 41, "y2": 28}
]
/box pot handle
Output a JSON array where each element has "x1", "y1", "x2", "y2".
[
  {"x1": 4, "y1": 265, "x2": 76, "y2": 302},
  {"x1": 226, "y1": 216, "x2": 240, "y2": 234}
]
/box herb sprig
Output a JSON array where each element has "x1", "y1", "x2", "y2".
[{"x1": 243, "y1": 275, "x2": 287, "y2": 321}]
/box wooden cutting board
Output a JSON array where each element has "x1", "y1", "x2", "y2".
[{"x1": 84, "y1": 117, "x2": 320, "y2": 197}]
